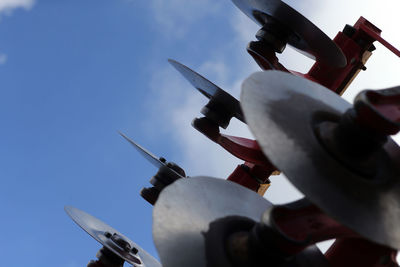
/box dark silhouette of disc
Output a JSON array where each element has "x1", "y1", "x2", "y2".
[
  {"x1": 119, "y1": 132, "x2": 163, "y2": 169},
  {"x1": 232, "y1": 0, "x2": 346, "y2": 67},
  {"x1": 168, "y1": 59, "x2": 245, "y2": 122},
  {"x1": 153, "y1": 176, "x2": 272, "y2": 267},
  {"x1": 119, "y1": 132, "x2": 184, "y2": 178},
  {"x1": 240, "y1": 71, "x2": 400, "y2": 249},
  {"x1": 65, "y1": 206, "x2": 161, "y2": 267}
]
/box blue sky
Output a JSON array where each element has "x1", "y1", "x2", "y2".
[{"x1": 1, "y1": 0, "x2": 400, "y2": 266}]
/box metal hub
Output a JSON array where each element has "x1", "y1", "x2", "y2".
[
  {"x1": 232, "y1": 0, "x2": 347, "y2": 67},
  {"x1": 65, "y1": 206, "x2": 161, "y2": 267},
  {"x1": 240, "y1": 71, "x2": 400, "y2": 249},
  {"x1": 153, "y1": 176, "x2": 273, "y2": 267}
]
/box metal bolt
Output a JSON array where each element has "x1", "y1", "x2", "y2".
[
  {"x1": 123, "y1": 244, "x2": 131, "y2": 252},
  {"x1": 159, "y1": 157, "x2": 166, "y2": 163},
  {"x1": 104, "y1": 232, "x2": 112, "y2": 238},
  {"x1": 131, "y1": 247, "x2": 139, "y2": 254}
]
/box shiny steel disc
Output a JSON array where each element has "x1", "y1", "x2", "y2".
[
  {"x1": 232, "y1": 0, "x2": 346, "y2": 67},
  {"x1": 153, "y1": 176, "x2": 273, "y2": 267},
  {"x1": 119, "y1": 132, "x2": 184, "y2": 178},
  {"x1": 168, "y1": 59, "x2": 245, "y2": 123},
  {"x1": 65, "y1": 206, "x2": 161, "y2": 267},
  {"x1": 240, "y1": 71, "x2": 400, "y2": 249}
]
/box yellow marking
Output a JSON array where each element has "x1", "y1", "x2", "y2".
[{"x1": 257, "y1": 183, "x2": 271, "y2": 196}]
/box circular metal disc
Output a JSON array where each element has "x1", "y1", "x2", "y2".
[
  {"x1": 153, "y1": 176, "x2": 273, "y2": 267},
  {"x1": 232, "y1": 0, "x2": 347, "y2": 67},
  {"x1": 65, "y1": 206, "x2": 161, "y2": 267},
  {"x1": 168, "y1": 59, "x2": 245, "y2": 122},
  {"x1": 119, "y1": 132, "x2": 184, "y2": 178},
  {"x1": 240, "y1": 71, "x2": 400, "y2": 249},
  {"x1": 119, "y1": 132, "x2": 164, "y2": 169}
]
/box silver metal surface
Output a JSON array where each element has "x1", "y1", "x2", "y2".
[
  {"x1": 65, "y1": 206, "x2": 161, "y2": 267},
  {"x1": 119, "y1": 132, "x2": 163, "y2": 168},
  {"x1": 119, "y1": 132, "x2": 184, "y2": 178},
  {"x1": 153, "y1": 176, "x2": 272, "y2": 267},
  {"x1": 240, "y1": 71, "x2": 400, "y2": 249},
  {"x1": 168, "y1": 59, "x2": 245, "y2": 122},
  {"x1": 232, "y1": 0, "x2": 346, "y2": 67}
]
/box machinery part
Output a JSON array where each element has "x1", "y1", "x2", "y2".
[
  {"x1": 153, "y1": 176, "x2": 272, "y2": 267},
  {"x1": 357, "y1": 20, "x2": 400, "y2": 58},
  {"x1": 205, "y1": 215, "x2": 310, "y2": 267},
  {"x1": 168, "y1": 59, "x2": 244, "y2": 128},
  {"x1": 353, "y1": 86, "x2": 400, "y2": 136},
  {"x1": 240, "y1": 71, "x2": 400, "y2": 249},
  {"x1": 247, "y1": 40, "x2": 290, "y2": 71},
  {"x1": 264, "y1": 199, "x2": 355, "y2": 245},
  {"x1": 87, "y1": 246, "x2": 125, "y2": 267},
  {"x1": 232, "y1": 0, "x2": 346, "y2": 67},
  {"x1": 143, "y1": 162, "x2": 186, "y2": 205},
  {"x1": 307, "y1": 17, "x2": 400, "y2": 95},
  {"x1": 192, "y1": 116, "x2": 273, "y2": 166},
  {"x1": 119, "y1": 132, "x2": 184, "y2": 178},
  {"x1": 284, "y1": 246, "x2": 330, "y2": 267},
  {"x1": 64, "y1": 206, "x2": 161, "y2": 267},
  {"x1": 325, "y1": 238, "x2": 398, "y2": 267},
  {"x1": 191, "y1": 117, "x2": 276, "y2": 194},
  {"x1": 312, "y1": 86, "x2": 400, "y2": 179},
  {"x1": 226, "y1": 162, "x2": 272, "y2": 194},
  {"x1": 119, "y1": 132, "x2": 186, "y2": 205},
  {"x1": 204, "y1": 199, "x2": 348, "y2": 267}
]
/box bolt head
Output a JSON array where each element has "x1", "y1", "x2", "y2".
[{"x1": 131, "y1": 247, "x2": 139, "y2": 254}]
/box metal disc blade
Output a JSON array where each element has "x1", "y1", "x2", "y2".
[
  {"x1": 119, "y1": 132, "x2": 184, "y2": 178},
  {"x1": 168, "y1": 59, "x2": 245, "y2": 122},
  {"x1": 232, "y1": 0, "x2": 346, "y2": 67},
  {"x1": 65, "y1": 206, "x2": 161, "y2": 267},
  {"x1": 240, "y1": 71, "x2": 400, "y2": 249},
  {"x1": 153, "y1": 176, "x2": 272, "y2": 267},
  {"x1": 119, "y1": 132, "x2": 164, "y2": 169}
]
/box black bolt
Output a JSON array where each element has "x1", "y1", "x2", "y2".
[
  {"x1": 124, "y1": 244, "x2": 131, "y2": 252},
  {"x1": 343, "y1": 24, "x2": 356, "y2": 38},
  {"x1": 104, "y1": 232, "x2": 112, "y2": 238},
  {"x1": 131, "y1": 247, "x2": 139, "y2": 254},
  {"x1": 159, "y1": 157, "x2": 166, "y2": 163},
  {"x1": 368, "y1": 44, "x2": 376, "y2": 52},
  {"x1": 240, "y1": 164, "x2": 251, "y2": 172}
]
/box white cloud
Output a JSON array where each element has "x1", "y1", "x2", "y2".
[
  {"x1": 0, "y1": 53, "x2": 7, "y2": 64},
  {"x1": 0, "y1": 0, "x2": 35, "y2": 15},
  {"x1": 150, "y1": 0, "x2": 223, "y2": 38},
  {"x1": 144, "y1": 61, "x2": 241, "y2": 177},
  {"x1": 0, "y1": 0, "x2": 35, "y2": 65},
  {"x1": 230, "y1": 9, "x2": 258, "y2": 44}
]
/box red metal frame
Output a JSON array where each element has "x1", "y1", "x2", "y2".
[
  {"x1": 272, "y1": 203, "x2": 356, "y2": 245},
  {"x1": 326, "y1": 238, "x2": 398, "y2": 267},
  {"x1": 265, "y1": 202, "x2": 398, "y2": 266},
  {"x1": 223, "y1": 16, "x2": 400, "y2": 192},
  {"x1": 220, "y1": 16, "x2": 400, "y2": 266}
]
